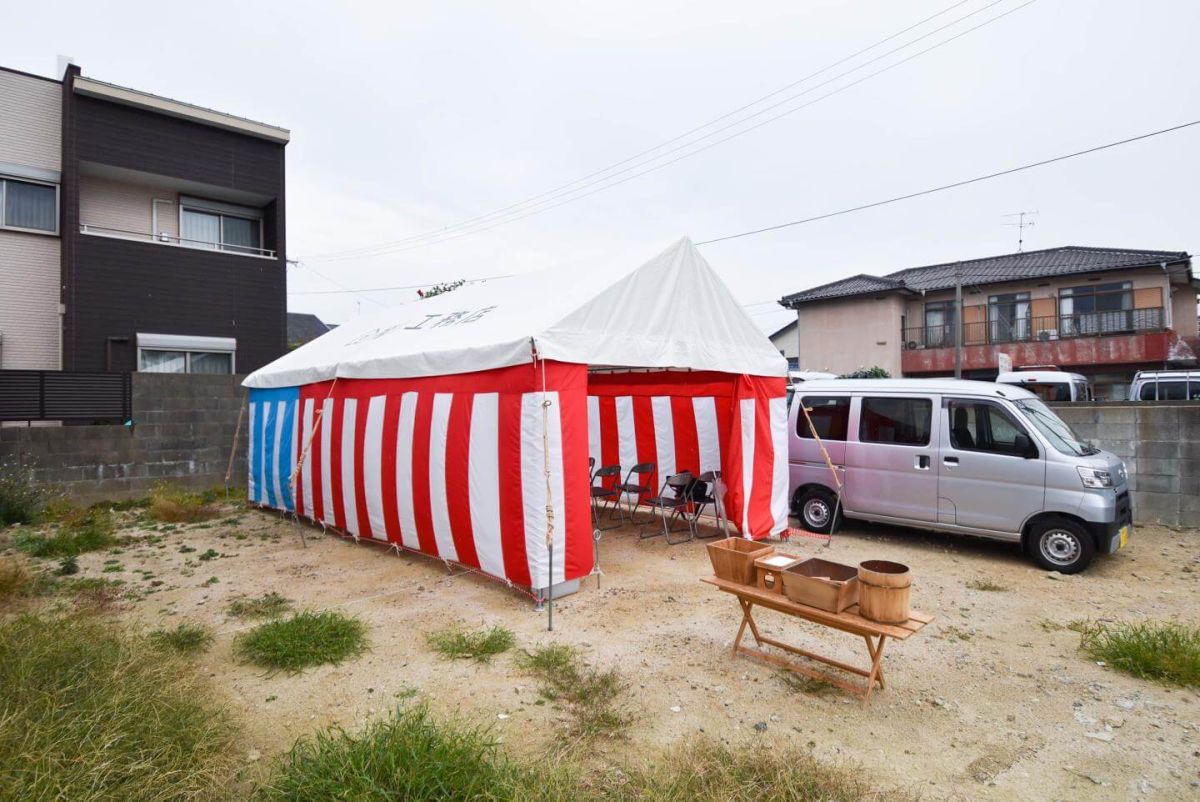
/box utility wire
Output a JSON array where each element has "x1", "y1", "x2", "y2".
[
  {"x1": 696, "y1": 118, "x2": 1200, "y2": 245},
  {"x1": 288, "y1": 260, "x2": 389, "y2": 307},
  {"x1": 310, "y1": 0, "x2": 1006, "y2": 261},
  {"x1": 287, "y1": 273, "x2": 515, "y2": 295},
  {"x1": 311, "y1": 1, "x2": 1034, "y2": 263}
]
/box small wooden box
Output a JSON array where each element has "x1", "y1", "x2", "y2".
[
  {"x1": 781, "y1": 557, "x2": 860, "y2": 612},
  {"x1": 754, "y1": 553, "x2": 802, "y2": 593},
  {"x1": 706, "y1": 537, "x2": 775, "y2": 585}
]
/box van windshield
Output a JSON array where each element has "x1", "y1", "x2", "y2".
[{"x1": 1014, "y1": 398, "x2": 1098, "y2": 456}]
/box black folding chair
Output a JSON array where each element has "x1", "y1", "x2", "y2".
[
  {"x1": 689, "y1": 470, "x2": 730, "y2": 539},
  {"x1": 641, "y1": 471, "x2": 695, "y2": 544},
  {"x1": 614, "y1": 462, "x2": 656, "y2": 524},
  {"x1": 590, "y1": 464, "x2": 622, "y2": 530}
]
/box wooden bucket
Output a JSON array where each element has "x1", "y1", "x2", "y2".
[{"x1": 857, "y1": 560, "x2": 911, "y2": 624}]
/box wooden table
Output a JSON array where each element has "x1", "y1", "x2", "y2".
[{"x1": 701, "y1": 575, "x2": 932, "y2": 705}]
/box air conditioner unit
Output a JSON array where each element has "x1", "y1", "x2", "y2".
[
  {"x1": 1036, "y1": 329, "x2": 1056, "y2": 341},
  {"x1": 906, "y1": 341, "x2": 922, "y2": 350}
]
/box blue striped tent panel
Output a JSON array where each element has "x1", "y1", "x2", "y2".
[{"x1": 247, "y1": 387, "x2": 300, "y2": 511}]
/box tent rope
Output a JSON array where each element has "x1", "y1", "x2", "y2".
[
  {"x1": 797, "y1": 401, "x2": 841, "y2": 546},
  {"x1": 223, "y1": 391, "x2": 247, "y2": 497},
  {"x1": 286, "y1": 378, "x2": 340, "y2": 548}
]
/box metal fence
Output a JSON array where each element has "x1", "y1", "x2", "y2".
[
  {"x1": 903, "y1": 307, "x2": 1165, "y2": 350},
  {"x1": 0, "y1": 370, "x2": 132, "y2": 422}
]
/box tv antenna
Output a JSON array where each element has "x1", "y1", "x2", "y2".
[{"x1": 1003, "y1": 211, "x2": 1038, "y2": 252}]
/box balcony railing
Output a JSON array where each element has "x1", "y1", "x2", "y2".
[
  {"x1": 80, "y1": 224, "x2": 276, "y2": 258},
  {"x1": 902, "y1": 308, "x2": 1165, "y2": 350}
]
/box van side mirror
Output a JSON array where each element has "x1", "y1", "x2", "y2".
[{"x1": 1013, "y1": 433, "x2": 1037, "y2": 459}]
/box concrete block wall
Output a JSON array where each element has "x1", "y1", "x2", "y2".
[
  {"x1": 1052, "y1": 402, "x2": 1200, "y2": 529},
  {"x1": 0, "y1": 374, "x2": 247, "y2": 505}
]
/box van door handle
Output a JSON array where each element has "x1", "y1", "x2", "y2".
[
  {"x1": 943, "y1": 456, "x2": 959, "y2": 467},
  {"x1": 914, "y1": 455, "x2": 930, "y2": 470}
]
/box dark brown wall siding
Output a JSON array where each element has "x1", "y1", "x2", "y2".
[
  {"x1": 74, "y1": 235, "x2": 286, "y2": 374},
  {"x1": 74, "y1": 95, "x2": 283, "y2": 194}
]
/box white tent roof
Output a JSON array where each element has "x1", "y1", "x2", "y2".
[{"x1": 245, "y1": 238, "x2": 786, "y2": 388}]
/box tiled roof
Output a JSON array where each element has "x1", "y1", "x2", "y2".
[
  {"x1": 287, "y1": 313, "x2": 332, "y2": 346},
  {"x1": 780, "y1": 246, "x2": 1190, "y2": 306}
]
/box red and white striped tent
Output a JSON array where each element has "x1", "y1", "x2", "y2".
[{"x1": 243, "y1": 238, "x2": 788, "y2": 592}]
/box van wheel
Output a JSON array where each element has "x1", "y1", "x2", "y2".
[
  {"x1": 1026, "y1": 518, "x2": 1095, "y2": 574},
  {"x1": 796, "y1": 488, "x2": 840, "y2": 534}
]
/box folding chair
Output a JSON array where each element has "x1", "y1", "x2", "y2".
[
  {"x1": 690, "y1": 470, "x2": 730, "y2": 538},
  {"x1": 614, "y1": 462, "x2": 656, "y2": 524},
  {"x1": 641, "y1": 470, "x2": 695, "y2": 543},
  {"x1": 590, "y1": 464, "x2": 622, "y2": 530}
]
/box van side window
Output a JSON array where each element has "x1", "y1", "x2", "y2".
[
  {"x1": 1138, "y1": 382, "x2": 1157, "y2": 400},
  {"x1": 948, "y1": 400, "x2": 1034, "y2": 457},
  {"x1": 860, "y1": 397, "x2": 931, "y2": 446},
  {"x1": 797, "y1": 396, "x2": 849, "y2": 440}
]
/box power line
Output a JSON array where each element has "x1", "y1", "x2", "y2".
[
  {"x1": 287, "y1": 260, "x2": 389, "y2": 307},
  {"x1": 310, "y1": 0, "x2": 1018, "y2": 262},
  {"x1": 696, "y1": 118, "x2": 1200, "y2": 246}
]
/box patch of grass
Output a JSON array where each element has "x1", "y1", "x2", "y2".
[
  {"x1": 55, "y1": 555, "x2": 80, "y2": 576},
  {"x1": 149, "y1": 622, "x2": 214, "y2": 655},
  {"x1": 966, "y1": 578, "x2": 1009, "y2": 592},
  {"x1": 62, "y1": 577, "x2": 126, "y2": 610},
  {"x1": 0, "y1": 612, "x2": 239, "y2": 800},
  {"x1": 13, "y1": 508, "x2": 116, "y2": 558},
  {"x1": 147, "y1": 484, "x2": 221, "y2": 523},
  {"x1": 0, "y1": 458, "x2": 45, "y2": 526},
  {"x1": 235, "y1": 610, "x2": 368, "y2": 673},
  {"x1": 0, "y1": 557, "x2": 56, "y2": 607},
  {"x1": 610, "y1": 737, "x2": 909, "y2": 801},
  {"x1": 257, "y1": 703, "x2": 567, "y2": 801},
  {"x1": 227, "y1": 591, "x2": 293, "y2": 620},
  {"x1": 518, "y1": 643, "x2": 631, "y2": 740},
  {"x1": 199, "y1": 548, "x2": 220, "y2": 561},
  {"x1": 1075, "y1": 619, "x2": 1199, "y2": 687},
  {"x1": 426, "y1": 623, "x2": 515, "y2": 663}
]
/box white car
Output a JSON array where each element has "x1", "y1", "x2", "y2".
[{"x1": 996, "y1": 370, "x2": 1092, "y2": 402}]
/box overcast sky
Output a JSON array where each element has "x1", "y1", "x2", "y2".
[{"x1": 6, "y1": 1, "x2": 1199, "y2": 333}]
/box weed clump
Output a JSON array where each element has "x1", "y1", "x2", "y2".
[
  {"x1": 0, "y1": 458, "x2": 45, "y2": 526},
  {"x1": 1076, "y1": 619, "x2": 1199, "y2": 687},
  {"x1": 518, "y1": 643, "x2": 631, "y2": 740},
  {"x1": 426, "y1": 623, "x2": 515, "y2": 663},
  {"x1": 148, "y1": 484, "x2": 220, "y2": 523},
  {"x1": 227, "y1": 590, "x2": 293, "y2": 620},
  {"x1": 13, "y1": 508, "x2": 116, "y2": 558},
  {"x1": 965, "y1": 578, "x2": 1009, "y2": 592},
  {"x1": 0, "y1": 557, "x2": 56, "y2": 607},
  {"x1": 0, "y1": 612, "x2": 238, "y2": 799},
  {"x1": 235, "y1": 610, "x2": 368, "y2": 673},
  {"x1": 149, "y1": 622, "x2": 214, "y2": 655}
]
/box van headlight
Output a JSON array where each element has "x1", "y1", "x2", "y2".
[{"x1": 1078, "y1": 466, "x2": 1113, "y2": 488}]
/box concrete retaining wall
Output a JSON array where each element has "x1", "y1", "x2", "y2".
[
  {"x1": 0, "y1": 374, "x2": 246, "y2": 505},
  {"x1": 1052, "y1": 402, "x2": 1199, "y2": 528}
]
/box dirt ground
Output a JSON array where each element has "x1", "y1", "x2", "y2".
[{"x1": 68, "y1": 506, "x2": 1198, "y2": 801}]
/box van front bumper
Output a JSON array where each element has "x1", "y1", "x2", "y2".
[{"x1": 1085, "y1": 491, "x2": 1132, "y2": 554}]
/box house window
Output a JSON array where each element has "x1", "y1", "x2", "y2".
[
  {"x1": 923, "y1": 301, "x2": 956, "y2": 347},
  {"x1": 179, "y1": 197, "x2": 263, "y2": 255},
  {"x1": 0, "y1": 177, "x2": 58, "y2": 234},
  {"x1": 988, "y1": 292, "x2": 1030, "y2": 342},
  {"x1": 137, "y1": 333, "x2": 236, "y2": 374},
  {"x1": 1060, "y1": 282, "x2": 1133, "y2": 335}
]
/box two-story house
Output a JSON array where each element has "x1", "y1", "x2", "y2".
[
  {"x1": 779, "y1": 246, "x2": 1198, "y2": 399},
  {"x1": 0, "y1": 61, "x2": 288, "y2": 375}
]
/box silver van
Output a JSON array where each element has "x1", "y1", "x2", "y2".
[
  {"x1": 788, "y1": 379, "x2": 1131, "y2": 573},
  {"x1": 1129, "y1": 370, "x2": 1200, "y2": 401}
]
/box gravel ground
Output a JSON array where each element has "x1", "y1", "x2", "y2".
[{"x1": 75, "y1": 507, "x2": 1198, "y2": 801}]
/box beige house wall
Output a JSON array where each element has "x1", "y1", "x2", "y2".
[
  {"x1": 0, "y1": 70, "x2": 60, "y2": 173},
  {"x1": 1169, "y1": 284, "x2": 1198, "y2": 335},
  {"x1": 0, "y1": 232, "x2": 61, "y2": 369},
  {"x1": 0, "y1": 69, "x2": 62, "y2": 371},
  {"x1": 79, "y1": 174, "x2": 180, "y2": 239},
  {"x1": 797, "y1": 295, "x2": 903, "y2": 376},
  {"x1": 769, "y1": 320, "x2": 798, "y2": 360}
]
